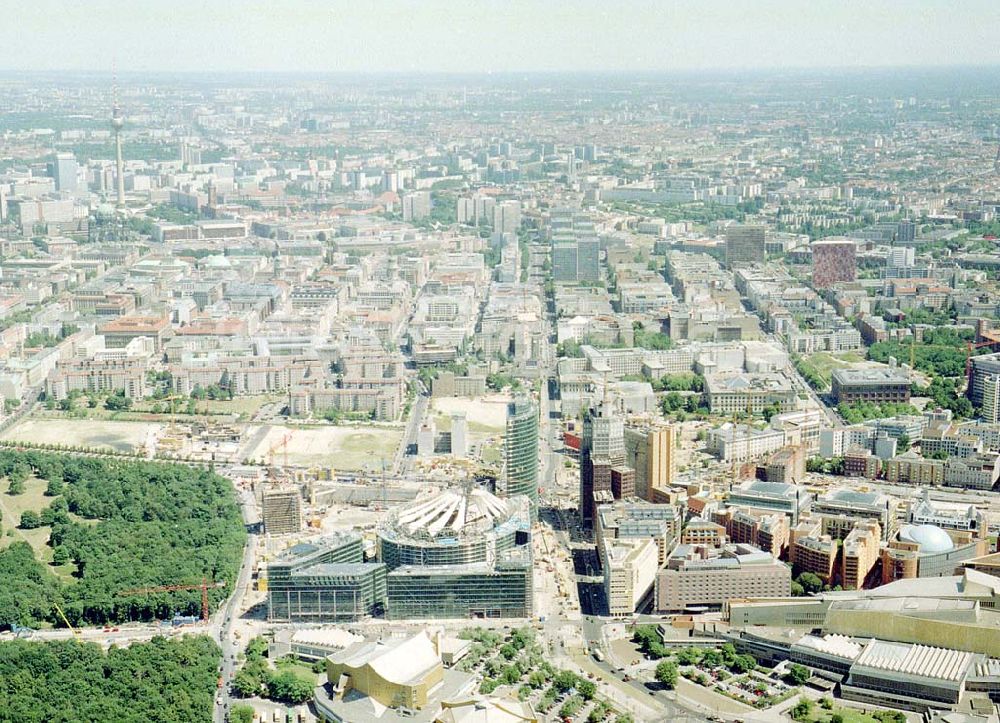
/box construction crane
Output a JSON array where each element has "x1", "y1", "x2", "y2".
[
  {"x1": 154, "y1": 393, "x2": 189, "y2": 433},
  {"x1": 266, "y1": 432, "x2": 292, "y2": 468},
  {"x1": 52, "y1": 603, "x2": 80, "y2": 637},
  {"x1": 118, "y1": 579, "x2": 225, "y2": 623}
]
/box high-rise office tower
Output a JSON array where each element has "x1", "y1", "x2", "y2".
[
  {"x1": 896, "y1": 220, "x2": 916, "y2": 244},
  {"x1": 502, "y1": 396, "x2": 539, "y2": 519},
  {"x1": 725, "y1": 224, "x2": 766, "y2": 269},
  {"x1": 811, "y1": 238, "x2": 857, "y2": 288},
  {"x1": 51, "y1": 152, "x2": 78, "y2": 194},
  {"x1": 451, "y1": 413, "x2": 468, "y2": 457},
  {"x1": 576, "y1": 230, "x2": 601, "y2": 281},
  {"x1": 402, "y1": 191, "x2": 431, "y2": 221},
  {"x1": 550, "y1": 207, "x2": 601, "y2": 282},
  {"x1": 983, "y1": 376, "x2": 1000, "y2": 425},
  {"x1": 580, "y1": 400, "x2": 626, "y2": 523},
  {"x1": 624, "y1": 424, "x2": 676, "y2": 501}
]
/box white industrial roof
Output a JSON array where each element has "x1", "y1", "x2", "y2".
[
  {"x1": 854, "y1": 640, "x2": 973, "y2": 682},
  {"x1": 291, "y1": 628, "x2": 363, "y2": 650},
  {"x1": 795, "y1": 633, "x2": 862, "y2": 660},
  {"x1": 393, "y1": 486, "x2": 511, "y2": 538}
]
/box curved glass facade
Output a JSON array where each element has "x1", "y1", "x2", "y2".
[{"x1": 504, "y1": 396, "x2": 538, "y2": 519}]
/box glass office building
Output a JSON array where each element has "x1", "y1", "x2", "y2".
[
  {"x1": 502, "y1": 396, "x2": 539, "y2": 520},
  {"x1": 267, "y1": 532, "x2": 386, "y2": 622},
  {"x1": 386, "y1": 549, "x2": 532, "y2": 620}
]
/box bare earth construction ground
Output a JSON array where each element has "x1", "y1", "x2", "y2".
[
  {"x1": 246, "y1": 424, "x2": 403, "y2": 471},
  {"x1": 1, "y1": 418, "x2": 164, "y2": 453}
]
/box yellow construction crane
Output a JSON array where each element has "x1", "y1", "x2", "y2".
[
  {"x1": 266, "y1": 432, "x2": 292, "y2": 468},
  {"x1": 53, "y1": 603, "x2": 80, "y2": 638}
]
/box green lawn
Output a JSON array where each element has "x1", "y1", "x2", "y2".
[
  {"x1": 275, "y1": 656, "x2": 320, "y2": 683},
  {"x1": 0, "y1": 477, "x2": 76, "y2": 580},
  {"x1": 49, "y1": 394, "x2": 279, "y2": 421},
  {"x1": 189, "y1": 395, "x2": 279, "y2": 416},
  {"x1": 802, "y1": 351, "x2": 866, "y2": 387}
]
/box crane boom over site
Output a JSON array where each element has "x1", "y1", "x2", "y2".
[{"x1": 118, "y1": 578, "x2": 225, "y2": 623}]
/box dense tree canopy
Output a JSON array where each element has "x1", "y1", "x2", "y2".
[
  {"x1": 0, "y1": 451, "x2": 246, "y2": 628},
  {"x1": 867, "y1": 327, "x2": 975, "y2": 378},
  {"x1": 0, "y1": 636, "x2": 221, "y2": 723}
]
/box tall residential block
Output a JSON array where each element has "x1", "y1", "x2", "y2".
[
  {"x1": 402, "y1": 191, "x2": 431, "y2": 221},
  {"x1": 841, "y1": 520, "x2": 881, "y2": 590},
  {"x1": 624, "y1": 424, "x2": 675, "y2": 501},
  {"x1": 725, "y1": 225, "x2": 766, "y2": 269},
  {"x1": 811, "y1": 238, "x2": 857, "y2": 288}
]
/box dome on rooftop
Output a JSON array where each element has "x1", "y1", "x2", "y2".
[{"x1": 900, "y1": 524, "x2": 954, "y2": 554}]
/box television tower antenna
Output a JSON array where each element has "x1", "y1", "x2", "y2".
[{"x1": 110, "y1": 61, "x2": 126, "y2": 210}]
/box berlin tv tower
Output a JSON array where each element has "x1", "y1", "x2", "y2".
[{"x1": 111, "y1": 74, "x2": 125, "y2": 209}]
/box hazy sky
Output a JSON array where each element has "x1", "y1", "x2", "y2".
[{"x1": 6, "y1": 0, "x2": 999, "y2": 74}]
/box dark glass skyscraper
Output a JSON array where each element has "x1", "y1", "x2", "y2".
[{"x1": 503, "y1": 395, "x2": 539, "y2": 519}]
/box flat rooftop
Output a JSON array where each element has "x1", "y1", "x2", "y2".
[{"x1": 831, "y1": 367, "x2": 910, "y2": 385}]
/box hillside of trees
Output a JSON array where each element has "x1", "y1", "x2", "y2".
[
  {"x1": 0, "y1": 451, "x2": 246, "y2": 628},
  {"x1": 0, "y1": 636, "x2": 220, "y2": 723}
]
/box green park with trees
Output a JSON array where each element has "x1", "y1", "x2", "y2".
[
  {"x1": 0, "y1": 635, "x2": 221, "y2": 723},
  {"x1": 0, "y1": 450, "x2": 246, "y2": 629}
]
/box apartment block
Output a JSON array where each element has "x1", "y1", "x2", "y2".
[
  {"x1": 765, "y1": 445, "x2": 806, "y2": 485},
  {"x1": 709, "y1": 424, "x2": 786, "y2": 463},
  {"x1": 811, "y1": 238, "x2": 857, "y2": 288},
  {"x1": 812, "y1": 487, "x2": 899, "y2": 541},
  {"x1": 841, "y1": 520, "x2": 881, "y2": 590},
  {"x1": 714, "y1": 507, "x2": 790, "y2": 558},
  {"x1": 792, "y1": 534, "x2": 838, "y2": 584},
  {"x1": 601, "y1": 537, "x2": 659, "y2": 618},
  {"x1": 655, "y1": 543, "x2": 791, "y2": 612},
  {"x1": 884, "y1": 451, "x2": 945, "y2": 486}
]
